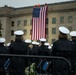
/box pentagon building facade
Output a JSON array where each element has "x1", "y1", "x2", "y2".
[{"x1": 0, "y1": 1, "x2": 76, "y2": 44}]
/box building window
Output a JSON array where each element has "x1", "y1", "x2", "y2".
[
  {"x1": 52, "y1": 17, "x2": 56, "y2": 24},
  {"x1": 46, "y1": 18, "x2": 48, "y2": 24},
  {"x1": 30, "y1": 20, "x2": 32, "y2": 25},
  {"x1": 60, "y1": 16, "x2": 64, "y2": 23},
  {"x1": 24, "y1": 29, "x2": 27, "y2": 35},
  {"x1": 52, "y1": 39, "x2": 56, "y2": 44},
  {"x1": 24, "y1": 20, "x2": 27, "y2": 26},
  {"x1": 68, "y1": 16, "x2": 73, "y2": 23},
  {"x1": 11, "y1": 30, "x2": 14, "y2": 36},
  {"x1": 0, "y1": 21, "x2": 2, "y2": 36},
  {"x1": 68, "y1": 26, "x2": 72, "y2": 31},
  {"x1": 11, "y1": 21, "x2": 14, "y2": 27},
  {"x1": 17, "y1": 20, "x2": 21, "y2": 26},
  {"x1": 30, "y1": 29, "x2": 32, "y2": 35},
  {"x1": 45, "y1": 28, "x2": 48, "y2": 34},
  {"x1": 11, "y1": 40, "x2": 14, "y2": 43},
  {"x1": 52, "y1": 28, "x2": 56, "y2": 34}
]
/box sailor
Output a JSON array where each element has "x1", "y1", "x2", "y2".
[
  {"x1": 30, "y1": 41, "x2": 38, "y2": 63},
  {"x1": 31, "y1": 41, "x2": 38, "y2": 55},
  {"x1": 9, "y1": 30, "x2": 28, "y2": 75},
  {"x1": 51, "y1": 26, "x2": 72, "y2": 75},
  {"x1": 70, "y1": 31, "x2": 76, "y2": 75},
  {"x1": 37, "y1": 38, "x2": 50, "y2": 73},
  {"x1": 25, "y1": 39, "x2": 31, "y2": 55},
  {"x1": 44, "y1": 42, "x2": 51, "y2": 55},
  {"x1": 25, "y1": 39, "x2": 32, "y2": 67},
  {"x1": 35, "y1": 42, "x2": 40, "y2": 47},
  {"x1": 44, "y1": 43, "x2": 52, "y2": 73},
  {"x1": 38, "y1": 38, "x2": 49, "y2": 56},
  {"x1": 44, "y1": 42, "x2": 50, "y2": 47},
  {"x1": 0, "y1": 38, "x2": 9, "y2": 75}
]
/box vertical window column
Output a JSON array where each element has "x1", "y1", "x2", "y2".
[
  {"x1": 52, "y1": 17, "x2": 56, "y2": 24},
  {"x1": 52, "y1": 28, "x2": 56, "y2": 34},
  {"x1": 60, "y1": 16, "x2": 64, "y2": 24},
  {"x1": 68, "y1": 16, "x2": 73, "y2": 23}
]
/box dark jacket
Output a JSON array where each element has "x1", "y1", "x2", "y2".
[
  {"x1": 0, "y1": 43, "x2": 9, "y2": 69},
  {"x1": 37, "y1": 45, "x2": 50, "y2": 73},
  {"x1": 30, "y1": 45, "x2": 38, "y2": 63},
  {"x1": 51, "y1": 38, "x2": 72, "y2": 75},
  {"x1": 9, "y1": 39, "x2": 28, "y2": 75},
  {"x1": 31, "y1": 45, "x2": 38, "y2": 55},
  {"x1": 71, "y1": 40, "x2": 76, "y2": 58},
  {"x1": 70, "y1": 40, "x2": 76, "y2": 75},
  {"x1": 9, "y1": 40, "x2": 28, "y2": 55},
  {"x1": 52, "y1": 38, "x2": 72, "y2": 58},
  {"x1": 38, "y1": 45, "x2": 50, "y2": 56}
]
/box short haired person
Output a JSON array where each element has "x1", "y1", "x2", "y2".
[
  {"x1": 9, "y1": 30, "x2": 28, "y2": 75},
  {"x1": 0, "y1": 38, "x2": 9, "y2": 75},
  {"x1": 70, "y1": 31, "x2": 76, "y2": 75},
  {"x1": 51, "y1": 26, "x2": 72, "y2": 75}
]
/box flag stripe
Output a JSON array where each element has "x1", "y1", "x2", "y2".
[{"x1": 32, "y1": 5, "x2": 47, "y2": 40}]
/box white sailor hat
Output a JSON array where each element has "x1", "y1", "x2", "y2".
[
  {"x1": 32, "y1": 41, "x2": 37, "y2": 45},
  {"x1": 36, "y1": 42, "x2": 40, "y2": 45},
  {"x1": 51, "y1": 44, "x2": 53, "y2": 47},
  {"x1": 14, "y1": 30, "x2": 24, "y2": 35},
  {"x1": 39, "y1": 38, "x2": 46, "y2": 42},
  {"x1": 70, "y1": 31, "x2": 76, "y2": 37},
  {"x1": 6, "y1": 43, "x2": 10, "y2": 46},
  {"x1": 59, "y1": 26, "x2": 69, "y2": 34},
  {"x1": 48, "y1": 46, "x2": 52, "y2": 49},
  {"x1": 44, "y1": 42, "x2": 50, "y2": 46},
  {"x1": 0, "y1": 38, "x2": 6, "y2": 43},
  {"x1": 25, "y1": 39, "x2": 31, "y2": 43}
]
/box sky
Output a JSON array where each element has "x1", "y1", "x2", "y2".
[{"x1": 0, "y1": 0, "x2": 73, "y2": 8}]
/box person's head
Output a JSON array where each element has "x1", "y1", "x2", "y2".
[
  {"x1": 14, "y1": 30, "x2": 24, "y2": 41},
  {"x1": 25, "y1": 39, "x2": 31, "y2": 46},
  {"x1": 0, "y1": 38, "x2": 6, "y2": 45},
  {"x1": 70, "y1": 31, "x2": 76, "y2": 40},
  {"x1": 44, "y1": 42, "x2": 50, "y2": 47},
  {"x1": 39, "y1": 38, "x2": 46, "y2": 45},
  {"x1": 58, "y1": 26, "x2": 69, "y2": 39},
  {"x1": 36, "y1": 42, "x2": 40, "y2": 47},
  {"x1": 32, "y1": 41, "x2": 37, "y2": 47}
]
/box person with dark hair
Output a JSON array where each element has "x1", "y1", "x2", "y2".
[
  {"x1": 9, "y1": 30, "x2": 28, "y2": 75},
  {"x1": 70, "y1": 31, "x2": 76, "y2": 75},
  {"x1": 51, "y1": 26, "x2": 72, "y2": 75},
  {"x1": 0, "y1": 38, "x2": 9, "y2": 75}
]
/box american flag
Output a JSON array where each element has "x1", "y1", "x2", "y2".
[{"x1": 31, "y1": 5, "x2": 48, "y2": 40}]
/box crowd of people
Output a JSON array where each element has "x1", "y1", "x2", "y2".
[{"x1": 0, "y1": 26, "x2": 76, "y2": 75}]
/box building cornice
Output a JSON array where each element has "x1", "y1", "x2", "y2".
[{"x1": 0, "y1": 1, "x2": 76, "y2": 17}]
